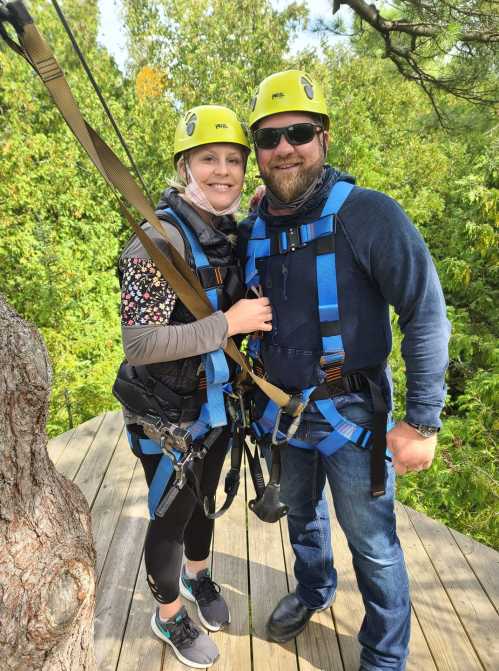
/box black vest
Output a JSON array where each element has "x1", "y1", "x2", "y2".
[{"x1": 118, "y1": 189, "x2": 244, "y2": 423}]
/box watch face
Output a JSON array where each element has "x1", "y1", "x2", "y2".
[
  {"x1": 407, "y1": 421, "x2": 438, "y2": 437},
  {"x1": 418, "y1": 425, "x2": 438, "y2": 437}
]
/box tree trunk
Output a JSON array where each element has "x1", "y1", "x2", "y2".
[{"x1": 0, "y1": 296, "x2": 96, "y2": 671}]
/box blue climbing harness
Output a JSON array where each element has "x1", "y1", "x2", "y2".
[
  {"x1": 245, "y1": 181, "x2": 389, "y2": 496},
  {"x1": 131, "y1": 208, "x2": 232, "y2": 518}
]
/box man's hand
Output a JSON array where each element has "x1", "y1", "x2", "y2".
[
  {"x1": 249, "y1": 185, "x2": 266, "y2": 210},
  {"x1": 386, "y1": 421, "x2": 437, "y2": 475}
]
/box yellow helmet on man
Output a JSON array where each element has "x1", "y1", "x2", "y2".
[
  {"x1": 173, "y1": 105, "x2": 250, "y2": 165},
  {"x1": 248, "y1": 70, "x2": 329, "y2": 130}
]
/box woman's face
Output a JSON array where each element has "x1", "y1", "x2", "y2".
[{"x1": 184, "y1": 143, "x2": 245, "y2": 211}]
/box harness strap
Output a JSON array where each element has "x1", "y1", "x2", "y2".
[
  {"x1": 204, "y1": 424, "x2": 244, "y2": 519},
  {"x1": 128, "y1": 403, "x2": 214, "y2": 518},
  {"x1": 159, "y1": 207, "x2": 230, "y2": 429},
  {"x1": 364, "y1": 377, "x2": 389, "y2": 497},
  {"x1": 245, "y1": 181, "x2": 390, "y2": 504}
]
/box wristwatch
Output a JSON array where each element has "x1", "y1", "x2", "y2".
[{"x1": 405, "y1": 421, "x2": 439, "y2": 438}]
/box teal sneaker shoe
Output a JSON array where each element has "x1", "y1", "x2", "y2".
[
  {"x1": 180, "y1": 567, "x2": 230, "y2": 631},
  {"x1": 151, "y1": 606, "x2": 219, "y2": 668}
]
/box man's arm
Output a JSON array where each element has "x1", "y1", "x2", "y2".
[{"x1": 344, "y1": 189, "x2": 451, "y2": 473}]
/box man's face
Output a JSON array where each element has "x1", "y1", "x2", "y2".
[{"x1": 255, "y1": 112, "x2": 328, "y2": 204}]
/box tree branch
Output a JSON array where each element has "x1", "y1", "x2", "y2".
[
  {"x1": 328, "y1": 0, "x2": 499, "y2": 120},
  {"x1": 343, "y1": 0, "x2": 499, "y2": 42}
]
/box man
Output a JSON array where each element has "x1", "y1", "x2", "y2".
[{"x1": 239, "y1": 71, "x2": 450, "y2": 671}]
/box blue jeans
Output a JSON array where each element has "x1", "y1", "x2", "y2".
[{"x1": 262, "y1": 400, "x2": 410, "y2": 671}]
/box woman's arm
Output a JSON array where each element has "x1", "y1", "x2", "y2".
[{"x1": 120, "y1": 253, "x2": 229, "y2": 365}]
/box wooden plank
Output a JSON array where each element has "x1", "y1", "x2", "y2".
[
  {"x1": 56, "y1": 414, "x2": 103, "y2": 480},
  {"x1": 450, "y1": 528, "x2": 499, "y2": 614},
  {"x1": 246, "y1": 441, "x2": 299, "y2": 671},
  {"x1": 210, "y1": 456, "x2": 252, "y2": 671},
  {"x1": 116, "y1": 555, "x2": 164, "y2": 671},
  {"x1": 113, "y1": 511, "x2": 198, "y2": 671},
  {"x1": 396, "y1": 503, "x2": 482, "y2": 670},
  {"x1": 94, "y1": 460, "x2": 149, "y2": 671},
  {"x1": 407, "y1": 506, "x2": 499, "y2": 671},
  {"x1": 92, "y1": 430, "x2": 138, "y2": 580},
  {"x1": 324, "y1": 487, "x2": 363, "y2": 671},
  {"x1": 74, "y1": 411, "x2": 124, "y2": 507},
  {"x1": 281, "y1": 513, "x2": 344, "y2": 671},
  {"x1": 118, "y1": 555, "x2": 199, "y2": 671},
  {"x1": 405, "y1": 609, "x2": 439, "y2": 671},
  {"x1": 47, "y1": 426, "x2": 75, "y2": 465},
  {"x1": 325, "y1": 491, "x2": 437, "y2": 671}
]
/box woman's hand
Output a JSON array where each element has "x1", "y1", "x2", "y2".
[{"x1": 224, "y1": 297, "x2": 272, "y2": 336}]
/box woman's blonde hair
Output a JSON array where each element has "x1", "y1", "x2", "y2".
[{"x1": 167, "y1": 153, "x2": 189, "y2": 192}]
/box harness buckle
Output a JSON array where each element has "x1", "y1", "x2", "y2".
[
  {"x1": 286, "y1": 226, "x2": 302, "y2": 252},
  {"x1": 276, "y1": 226, "x2": 304, "y2": 254}
]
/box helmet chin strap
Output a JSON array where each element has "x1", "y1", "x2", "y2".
[{"x1": 183, "y1": 161, "x2": 242, "y2": 217}]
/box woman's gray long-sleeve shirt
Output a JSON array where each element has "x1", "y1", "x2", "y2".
[
  {"x1": 119, "y1": 217, "x2": 230, "y2": 428},
  {"x1": 120, "y1": 219, "x2": 229, "y2": 364}
]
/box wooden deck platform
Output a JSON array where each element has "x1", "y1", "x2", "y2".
[{"x1": 48, "y1": 411, "x2": 499, "y2": 671}]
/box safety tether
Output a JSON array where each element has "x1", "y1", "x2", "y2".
[{"x1": 0, "y1": 0, "x2": 297, "y2": 413}]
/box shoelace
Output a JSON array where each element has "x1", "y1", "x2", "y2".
[
  {"x1": 193, "y1": 575, "x2": 222, "y2": 606},
  {"x1": 168, "y1": 614, "x2": 200, "y2": 647}
]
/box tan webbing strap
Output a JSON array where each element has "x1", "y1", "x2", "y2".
[{"x1": 8, "y1": 15, "x2": 294, "y2": 411}]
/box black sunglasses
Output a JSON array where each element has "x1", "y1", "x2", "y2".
[{"x1": 253, "y1": 122, "x2": 323, "y2": 150}]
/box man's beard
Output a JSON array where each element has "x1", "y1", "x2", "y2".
[{"x1": 260, "y1": 156, "x2": 324, "y2": 204}]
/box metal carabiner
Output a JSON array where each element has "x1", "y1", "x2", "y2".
[
  {"x1": 271, "y1": 394, "x2": 309, "y2": 445},
  {"x1": 159, "y1": 434, "x2": 179, "y2": 464},
  {"x1": 271, "y1": 408, "x2": 287, "y2": 446}
]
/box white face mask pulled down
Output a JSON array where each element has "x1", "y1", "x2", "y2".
[{"x1": 184, "y1": 163, "x2": 242, "y2": 217}]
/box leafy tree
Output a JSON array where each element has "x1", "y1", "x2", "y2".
[
  {"x1": 319, "y1": 1, "x2": 499, "y2": 122},
  {"x1": 0, "y1": 0, "x2": 128, "y2": 435}
]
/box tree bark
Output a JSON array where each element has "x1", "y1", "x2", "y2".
[{"x1": 0, "y1": 295, "x2": 96, "y2": 671}]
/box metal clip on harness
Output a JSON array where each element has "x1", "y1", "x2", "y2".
[
  {"x1": 156, "y1": 426, "x2": 223, "y2": 518},
  {"x1": 139, "y1": 413, "x2": 192, "y2": 453}
]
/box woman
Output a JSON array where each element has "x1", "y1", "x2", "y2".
[{"x1": 116, "y1": 105, "x2": 271, "y2": 668}]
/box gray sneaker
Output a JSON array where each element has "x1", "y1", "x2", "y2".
[
  {"x1": 150, "y1": 606, "x2": 219, "y2": 668},
  {"x1": 180, "y1": 567, "x2": 230, "y2": 631}
]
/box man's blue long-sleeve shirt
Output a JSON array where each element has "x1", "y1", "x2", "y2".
[{"x1": 239, "y1": 169, "x2": 451, "y2": 427}]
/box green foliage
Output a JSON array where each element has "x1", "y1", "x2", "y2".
[
  {"x1": 1, "y1": 0, "x2": 497, "y2": 548},
  {"x1": 0, "y1": 0, "x2": 126, "y2": 434}
]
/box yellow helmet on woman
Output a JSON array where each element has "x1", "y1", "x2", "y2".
[
  {"x1": 173, "y1": 105, "x2": 250, "y2": 165},
  {"x1": 248, "y1": 70, "x2": 329, "y2": 130}
]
